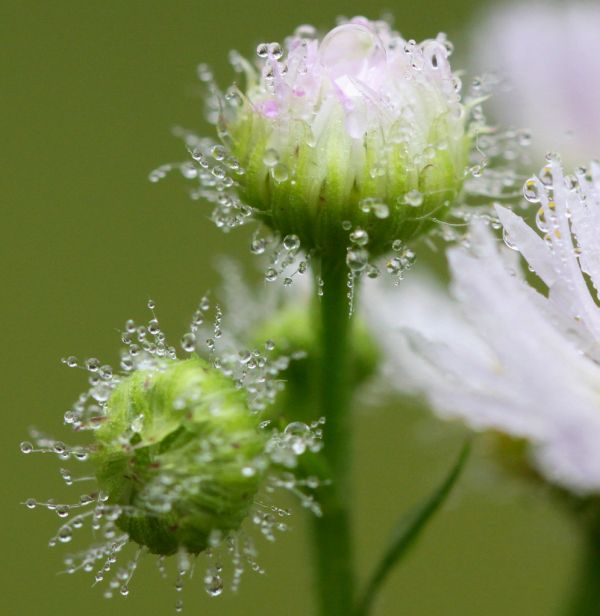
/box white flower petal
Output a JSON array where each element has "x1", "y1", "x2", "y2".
[{"x1": 367, "y1": 162, "x2": 600, "y2": 494}]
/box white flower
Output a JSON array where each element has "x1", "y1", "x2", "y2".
[
  {"x1": 368, "y1": 159, "x2": 600, "y2": 494},
  {"x1": 195, "y1": 16, "x2": 474, "y2": 253},
  {"x1": 472, "y1": 2, "x2": 600, "y2": 163}
]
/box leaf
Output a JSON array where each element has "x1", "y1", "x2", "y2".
[{"x1": 354, "y1": 440, "x2": 472, "y2": 616}]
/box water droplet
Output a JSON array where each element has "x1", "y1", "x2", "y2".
[
  {"x1": 366, "y1": 264, "x2": 379, "y2": 279},
  {"x1": 181, "y1": 333, "x2": 196, "y2": 353},
  {"x1": 20, "y1": 441, "x2": 33, "y2": 454},
  {"x1": 204, "y1": 570, "x2": 224, "y2": 597},
  {"x1": 271, "y1": 163, "x2": 289, "y2": 183},
  {"x1": 523, "y1": 178, "x2": 541, "y2": 203},
  {"x1": 346, "y1": 249, "x2": 368, "y2": 272},
  {"x1": 502, "y1": 227, "x2": 519, "y2": 251},
  {"x1": 53, "y1": 441, "x2": 67, "y2": 455},
  {"x1": 25, "y1": 498, "x2": 37, "y2": 509},
  {"x1": 283, "y1": 234, "x2": 300, "y2": 252},
  {"x1": 91, "y1": 383, "x2": 111, "y2": 403},
  {"x1": 387, "y1": 257, "x2": 403, "y2": 275},
  {"x1": 250, "y1": 238, "x2": 267, "y2": 255},
  {"x1": 85, "y1": 358, "x2": 100, "y2": 372},
  {"x1": 256, "y1": 43, "x2": 269, "y2": 58},
  {"x1": 349, "y1": 228, "x2": 369, "y2": 246},
  {"x1": 404, "y1": 189, "x2": 423, "y2": 207},
  {"x1": 262, "y1": 149, "x2": 279, "y2": 167},
  {"x1": 58, "y1": 527, "x2": 73, "y2": 543},
  {"x1": 180, "y1": 162, "x2": 198, "y2": 179},
  {"x1": 539, "y1": 165, "x2": 554, "y2": 187},
  {"x1": 373, "y1": 203, "x2": 389, "y2": 219},
  {"x1": 211, "y1": 145, "x2": 227, "y2": 161},
  {"x1": 268, "y1": 42, "x2": 283, "y2": 59},
  {"x1": 265, "y1": 268, "x2": 277, "y2": 282}
]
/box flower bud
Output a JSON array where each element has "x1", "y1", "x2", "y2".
[
  {"x1": 216, "y1": 17, "x2": 472, "y2": 255},
  {"x1": 94, "y1": 356, "x2": 267, "y2": 555},
  {"x1": 23, "y1": 302, "x2": 324, "y2": 599}
]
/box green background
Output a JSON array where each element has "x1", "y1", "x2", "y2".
[{"x1": 2, "y1": 1, "x2": 578, "y2": 614}]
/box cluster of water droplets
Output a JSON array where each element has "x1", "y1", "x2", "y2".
[
  {"x1": 250, "y1": 231, "x2": 311, "y2": 288},
  {"x1": 149, "y1": 126, "x2": 254, "y2": 233},
  {"x1": 502, "y1": 154, "x2": 600, "y2": 262},
  {"x1": 341, "y1": 215, "x2": 417, "y2": 313}
]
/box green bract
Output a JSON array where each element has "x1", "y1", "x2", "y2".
[
  {"x1": 229, "y1": 103, "x2": 470, "y2": 256},
  {"x1": 93, "y1": 357, "x2": 267, "y2": 555}
]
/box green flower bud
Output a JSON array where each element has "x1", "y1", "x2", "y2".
[
  {"x1": 94, "y1": 356, "x2": 267, "y2": 555},
  {"x1": 22, "y1": 300, "x2": 323, "y2": 600}
]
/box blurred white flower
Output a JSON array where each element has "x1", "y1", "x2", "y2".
[
  {"x1": 473, "y1": 2, "x2": 600, "y2": 163},
  {"x1": 368, "y1": 159, "x2": 600, "y2": 494}
]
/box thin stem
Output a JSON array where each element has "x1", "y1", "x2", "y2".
[
  {"x1": 309, "y1": 254, "x2": 355, "y2": 616},
  {"x1": 565, "y1": 524, "x2": 600, "y2": 615}
]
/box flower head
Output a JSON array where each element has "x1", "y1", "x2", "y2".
[
  {"x1": 22, "y1": 298, "x2": 323, "y2": 602},
  {"x1": 171, "y1": 17, "x2": 475, "y2": 260},
  {"x1": 472, "y1": 2, "x2": 600, "y2": 163},
  {"x1": 368, "y1": 158, "x2": 600, "y2": 494}
]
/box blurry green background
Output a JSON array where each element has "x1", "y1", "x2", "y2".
[{"x1": 2, "y1": 1, "x2": 578, "y2": 614}]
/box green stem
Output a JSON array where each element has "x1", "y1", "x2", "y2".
[
  {"x1": 565, "y1": 524, "x2": 600, "y2": 615},
  {"x1": 310, "y1": 254, "x2": 355, "y2": 616}
]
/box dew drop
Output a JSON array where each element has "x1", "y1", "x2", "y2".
[
  {"x1": 262, "y1": 149, "x2": 279, "y2": 167},
  {"x1": 91, "y1": 383, "x2": 111, "y2": 403},
  {"x1": 181, "y1": 333, "x2": 196, "y2": 353},
  {"x1": 268, "y1": 42, "x2": 283, "y2": 60},
  {"x1": 204, "y1": 570, "x2": 224, "y2": 597},
  {"x1": 346, "y1": 249, "x2": 368, "y2": 272},
  {"x1": 373, "y1": 203, "x2": 389, "y2": 219},
  {"x1": 256, "y1": 43, "x2": 269, "y2": 58},
  {"x1": 20, "y1": 441, "x2": 34, "y2": 454},
  {"x1": 271, "y1": 163, "x2": 289, "y2": 183},
  {"x1": 523, "y1": 178, "x2": 541, "y2": 203},
  {"x1": 366, "y1": 264, "x2": 380, "y2": 279},
  {"x1": 349, "y1": 228, "x2": 369, "y2": 246},
  {"x1": 386, "y1": 257, "x2": 403, "y2": 275},
  {"x1": 250, "y1": 237, "x2": 267, "y2": 254},
  {"x1": 53, "y1": 441, "x2": 67, "y2": 455},
  {"x1": 283, "y1": 234, "x2": 300, "y2": 252},
  {"x1": 85, "y1": 358, "x2": 100, "y2": 372},
  {"x1": 404, "y1": 189, "x2": 423, "y2": 207}
]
